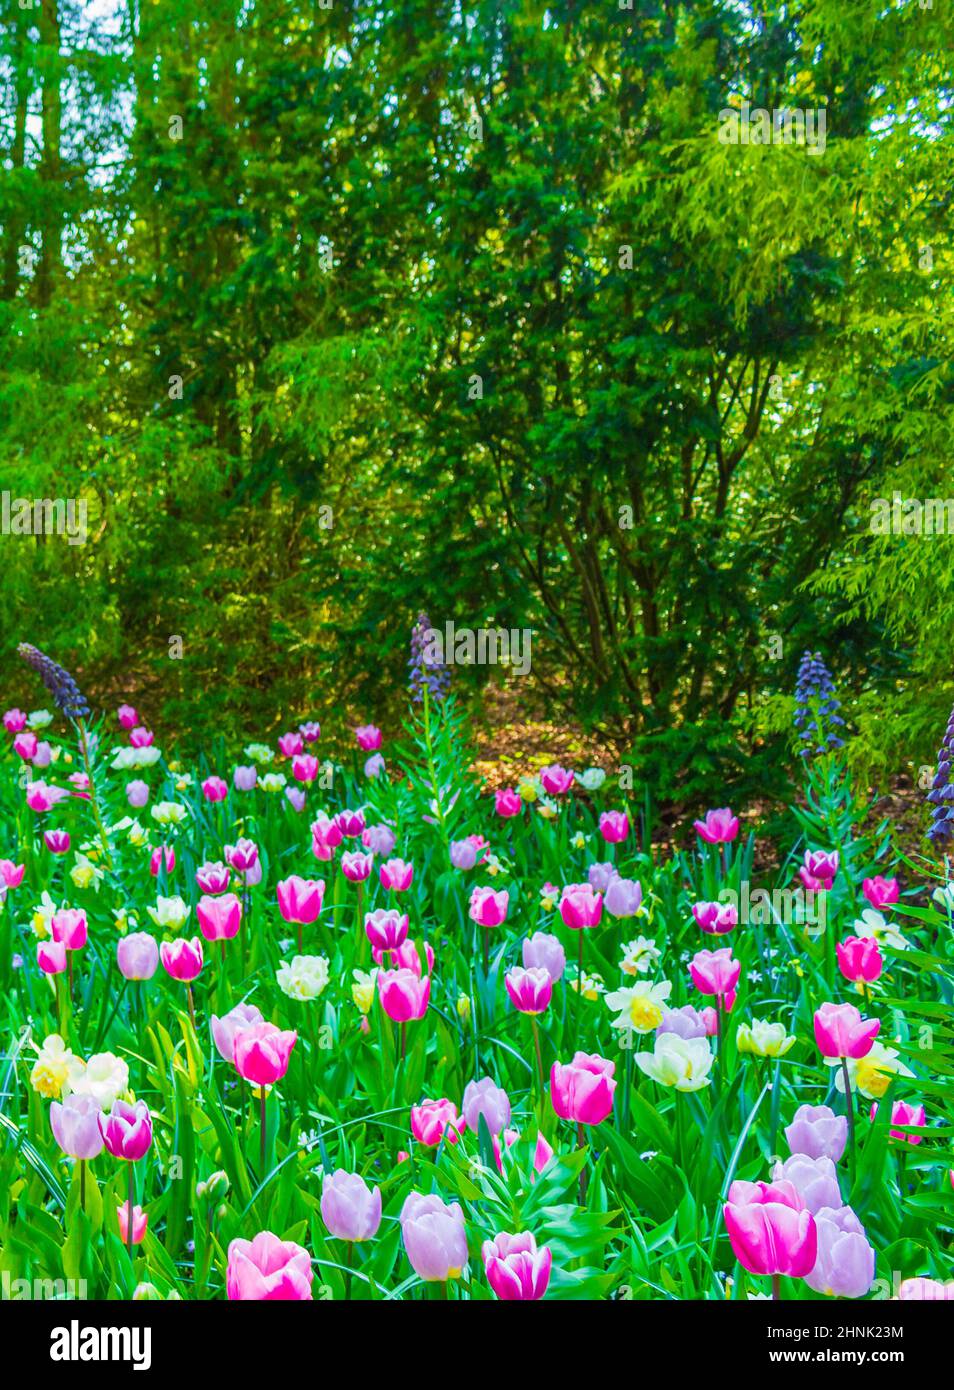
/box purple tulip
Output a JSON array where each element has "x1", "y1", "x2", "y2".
[
  {"x1": 450, "y1": 839, "x2": 478, "y2": 870},
  {"x1": 522, "y1": 932, "x2": 566, "y2": 982},
  {"x1": 771, "y1": 1154, "x2": 842, "y2": 1215},
  {"x1": 604, "y1": 876, "x2": 643, "y2": 919},
  {"x1": 320, "y1": 1170, "x2": 382, "y2": 1242},
  {"x1": 461, "y1": 1077, "x2": 511, "y2": 1136},
  {"x1": 657, "y1": 1004, "x2": 709, "y2": 1040},
  {"x1": 51, "y1": 1094, "x2": 105, "y2": 1160},
  {"x1": 117, "y1": 932, "x2": 160, "y2": 981},
  {"x1": 804, "y1": 1205, "x2": 875, "y2": 1298},
  {"x1": 784, "y1": 1104, "x2": 848, "y2": 1163},
  {"x1": 587, "y1": 861, "x2": 618, "y2": 894},
  {"x1": 400, "y1": 1192, "x2": 468, "y2": 1283}
]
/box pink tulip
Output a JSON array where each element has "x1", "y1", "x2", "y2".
[
  {"x1": 276, "y1": 875, "x2": 325, "y2": 924},
  {"x1": 117, "y1": 1201, "x2": 148, "y2": 1245},
  {"x1": 813, "y1": 1002, "x2": 880, "y2": 1059},
  {"x1": 694, "y1": 807, "x2": 740, "y2": 843},
  {"x1": 469, "y1": 885, "x2": 509, "y2": 927},
  {"x1": 117, "y1": 932, "x2": 160, "y2": 981},
  {"x1": 225, "y1": 838, "x2": 259, "y2": 873},
  {"x1": 14, "y1": 732, "x2": 38, "y2": 761},
  {"x1": 378, "y1": 968, "x2": 430, "y2": 1021},
  {"x1": 497, "y1": 1129, "x2": 554, "y2": 1177},
  {"x1": 202, "y1": 775, "x2": 228, "y2": 802},
  {"x1": 550, "y1": 1052, "x2": 616, "y2": 1125},
  {"x1": 292, "y1": 754, "x2": 319, "y2": 783},
  {"x1": 117, "y1": 704, "x2": 138, "y2": 729},
  {"x1": 379, "y1": 857, "x2": 414, "y2": 891},
  {"x1": 3, "y1": 708, "x2": 27, "y2": 732},
  {"x1": 50, "y1": 1094, "x2": 104, "y2": 1159},
  {"x1": 129, "y1": 727, "x2": 154, "y2": 748},
  {"x1": 300, "y1": 721, "x2": 321, "y2": 742},
  {"x1": 0, "y1": 859, "x2": 25, "y2": 887},
  {"x1": 38, "y1": 940, "x2": 67, "y2": 974},
  {"x1": 723, "y1": 1179, "x2": 817, "y2": 1278},
  {"x1": 43, "y1": 831, "x2": 70, "y2": 856},
  {"x1": 559, "y1": 884, "x2": 603, "y2": 929},
  {"x1": 365, "y1": 908, "x2": 409, "y2": 954},
  {"x1": 692, "y1": 901, "x2": 737, "y2": 935},
  {"x1": 277, "y1": 732, "x2": 304, "y2": 758},
  {"x1": 197, "y1": 892, "x2": 242, "y2": 942},
  {"x1": 211, "y1": 1002, "x2": 264, "y2": 1063},
  {"x1": 98, "y1": 1100, "x2": 153, "y2": 1160},
  {"x1": 599, "y1": 810, "x2": 630, "y2": 844},
  {"x1": 540, "y1": 764, "x2": 574, "y2": 796},
  {"x1": 482, "y1": 1232, "x2": 552, "y2": 1301},
  {"x1": 836, "y1": 935, "x2": 883, "y2": 985},
  {"x1": 341, "y1": 850, "x2": 373, "y2": 882},
  {"x1": 494, "y1": 787, "x2": 522, "y2": 818},
  {"x1": 505, "y1": 966, "x2": 553, "y2": 1015},
  {"x1": 52, "y1": 908, "x2": 88, "y2": 951},
  {"x1": 196, "y1": 861, "x2": 230, "y2": 895},
  {"x1": 149, "y1": 844, "x2": 175, "y2": 877},
  {"x1": 871, "y1": 1100, "x2": 927, "y2": 1144},
  {"x1": 373, "y1": 938, "x2": 434, "y2": 976},
  {"x1": 26, "y1": 781, "x2": 69, "y2": 812},
  {"x1": 227, "y1": 1231, "x2": 313, "y2": 1301},
  {"x1": 232, "y1": 1022, "x2": 297, "y2": 1085},
  {"x1": 334, "y1": 809, "x2": 366, "y2": 838},
  {"x1": 689, "y1": 947, "x2": 741, "y2": 1001},
  {"x1": 410, "y1": 1098, "x2": 465, "y2": 1147},
  {"x1": 310, "y1": 813, "x2": 343, "y2": 860},
  {"x1": 160, "y1": 936, "x2": 204, "y2": 982},
  {"x1": 355, "y1": 724, "x2": 382, "y2": 751},
  {"x1": 862, "y1": 875, "x2": 899, "y2": 910},
  {"x1": 800, "y1": 848, "x2": 839, "y2": 891}
]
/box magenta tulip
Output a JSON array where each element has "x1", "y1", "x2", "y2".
[
  {"x1": 99, "y1": 1100, "x2": 153, "y2": 1160},
  {"x1": 550, "y1": 1052, "x2": 616, "y2": 1125},
  {"x1": 505, "y1": 966, "x2": 553, "y2": 1015},
  {"x1": 160, "y1": 936, "x2": 204, "y2": 982},
  {"x1": 197, "y1": 892, "x2": 242, "y2": 942},
  {"x1": 813, "y1": 1002, "x2": 880, "y2": 1059},
  {"x1": 482, "y1": 1232, "x2": 552, "y2": 1301},
  {"x1": 723, "y1": 1179, "x2": 817, "y2": 1279},
  {"x1": 227, "y1": 1231, "x2": 313, "y2": 1301}
]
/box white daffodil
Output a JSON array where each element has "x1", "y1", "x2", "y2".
[
  {"x1": 853, "y1": 907, "x2": 909, "y2": 952},
  {"x1": 828, "y1": 1040, "x2": 914, "y2": 1099},
  {"x1": 31, "y1": 890, "x2": 58, "y2": 939},
  {"x1": 620, "y1": 935, "x2": 662, "y2": 976},
  {"x1": 605, "y1": 978, "x2": 672, "y2": 1033}
]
